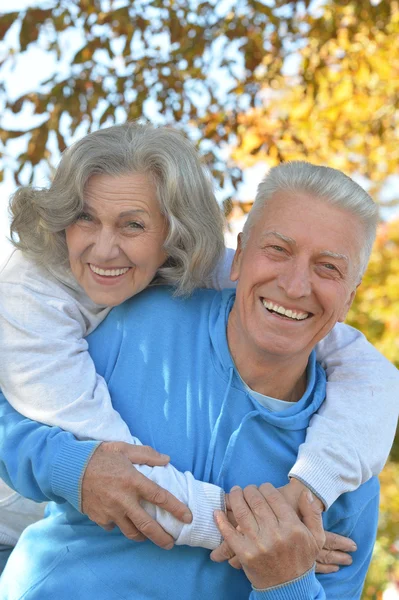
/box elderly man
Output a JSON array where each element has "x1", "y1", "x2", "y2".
[{"x1": 0, "y1": 162, "x2": 388, "y2": 598}]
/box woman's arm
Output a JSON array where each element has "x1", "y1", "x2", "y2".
[
  {"x1": 0, "y1": 277, "x2": 224, "y2": 549},
  {"x1": 290, "y1": 322, "x2": 399, "y2": 508},
  {"x1": 0, "y1": 388, "x2": 224, "y2": 549}
]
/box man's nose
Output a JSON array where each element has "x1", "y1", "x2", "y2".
[
  {"x1": 277, "y1": 260, "x2": 312, "y2": 299},
  {"x1": 91, "y1": 228, "x2": 120, "y2": 262}
]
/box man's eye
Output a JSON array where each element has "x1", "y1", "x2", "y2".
[
  {"x1": 323, "y1": 263, "x2": 338, "y2": 272},
  {"x1": 271, "y1": 245, "x2": 285, "y2": 252}
]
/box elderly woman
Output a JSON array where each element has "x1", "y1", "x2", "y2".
[
  {"x1": 0, "y1": 125, "x2": 397, "y2": 567},
  {"x1": 0, "y1": 161, "x2": 397, "y2": 598}
]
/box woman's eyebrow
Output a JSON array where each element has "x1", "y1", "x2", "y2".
[{"x1": 118, "y1": 209, "x2": 148, "y2": 218}]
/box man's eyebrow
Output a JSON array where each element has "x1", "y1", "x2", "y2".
[
  {"x1": 319, "y1": 250, "x2": 349, "y2": 263},
  {"x1": 261, "y1": 231, "x2": 297, "y2": 245}
]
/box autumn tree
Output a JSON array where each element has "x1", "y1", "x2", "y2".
[
  {"x1": 232, "y1": 0, "x2": 399, "y2": 204},
  {"x1": 0, "y1": 0, "x2": 398, "y2": 206},
  {"x1": 0, "y1": 0, "x2": 305, "y2": 188}
]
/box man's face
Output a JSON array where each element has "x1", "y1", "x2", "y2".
[{"x1": 229, "y1": 191, "x2": 364, "y2": 361}]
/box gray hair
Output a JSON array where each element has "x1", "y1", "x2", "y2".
[
  {"x1": 242, "y1": 161, "x2": 378, "y2": 277},
  {"x1": 10, "y1": 122, "x2": 225, "y2": 295}
]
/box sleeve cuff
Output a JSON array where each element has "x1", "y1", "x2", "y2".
[
  {"x1": 251, "y1": 565, "x2": 321, "y2": 599},
  {"x1": 179, "y1": 478, "x2": 225, "y2": 550},
  {"x1": 50, "y1": 437, "x2": 101, "y2": 511},
  {"x1": 288, "y1": 449, "x2": 345, "y2": 509}
]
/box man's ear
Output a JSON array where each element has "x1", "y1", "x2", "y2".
[
  {"x1": 230, "y1": 233, "x2": 244, "y2": 282},
  {"x1": 338, "y1": 281, "x2": 361, "y2": 323}
]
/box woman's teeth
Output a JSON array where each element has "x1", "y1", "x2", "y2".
[
  {"x1": 89, "y1": 265, "x2": 130, "y2": 277},
  {"x1": 262, "y1": 299, "x2": 309, "y2": 321}
]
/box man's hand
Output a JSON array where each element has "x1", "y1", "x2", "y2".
[
  {"x1": 211, "y1": 481, "x2": 355, "y2": 574},
  {"x1": 81, "y1": 442, "x2": 192, "y2": 549},
  {"x1": 213, "y1": 484, "x2": 324, "y2": 590}
]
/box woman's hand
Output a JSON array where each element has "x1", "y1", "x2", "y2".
[
  {"x1": 81, "y1": 441, "x2": 192, "y2": 549},
  {"x1": 213, "y1": 484, "x2": 324, "y2": 590}
]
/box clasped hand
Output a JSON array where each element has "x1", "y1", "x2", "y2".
[
  {"x1": 81, "y1": 442, "x2": 356, "y2": 581},
  {"x1": 212, "y1": 480, "x2": 357, "y2": 587}
]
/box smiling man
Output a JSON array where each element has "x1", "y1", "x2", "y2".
[
  {"x1": 0, "y1": 162, "x2": 391, "y2": 599},
  {"x1": 227, "y1": 187, "x2": 366, "y2": 399}
]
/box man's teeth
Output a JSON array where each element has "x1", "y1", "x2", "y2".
[
  {"x1": 262, "y1": 300, "x2": 309, "y2": 321},
  {"x1": 90, "y1": 265, "x2": 129, "y2": 277}
]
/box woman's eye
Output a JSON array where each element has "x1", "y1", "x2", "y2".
[
  {"x1": 126, "y1": 222, "x2": 144, "y2": 230},
  {"x1": 76, "y1": 212, "x2": 92, "y2": 222}
]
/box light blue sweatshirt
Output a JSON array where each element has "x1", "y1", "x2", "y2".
[{"x1": 0, "y1": 288, "x2": 379, "y2": 599}]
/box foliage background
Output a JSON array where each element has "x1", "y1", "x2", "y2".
[{"x1": 0, "y1": 1, "x2": 398, "y2": 598}]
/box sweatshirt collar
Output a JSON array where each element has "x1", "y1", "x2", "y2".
[{"x1": 209, "y1": 289, "x2": 327, "y2": 428}]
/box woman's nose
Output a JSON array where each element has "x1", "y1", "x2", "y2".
[{"x1": 91, "y1": 228, "x2": 120, "y2": 262}]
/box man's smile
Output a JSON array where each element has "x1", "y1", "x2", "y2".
[{"x1": 261, "y1": 298, "x2": 312, "y2": 321}]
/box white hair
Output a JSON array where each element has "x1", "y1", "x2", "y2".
[
  {"x1": 242, "y1": 161, "x2": 378, "y2": 277},
  {"x1": 10, "y1": 122, "x2": 225, "y2": 295}
]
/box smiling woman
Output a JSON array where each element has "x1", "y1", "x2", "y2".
[
  {"x1": 9, "y1": 122, "x2": 225, "y2": 295},
  {"x1": 0, "y1": 122, "x2": 230, "y2": 561},
  {"x1": 65, "y1": 172, "x2": 168, "y2": 306}
]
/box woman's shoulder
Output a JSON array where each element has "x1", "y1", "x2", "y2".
[
  {"x1": 1, "y1": 249, "x2": 50, "y2": 283},
  {"x1": 0, "y1": 249, "x2": 78, "y2": 299}
]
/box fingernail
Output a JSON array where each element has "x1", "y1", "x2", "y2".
[
  {"x1": 230, "y1": 486, "x2": 241, "y2": 493},
  {"x1": 350, "y1": 542, "x2": 357, "y2": 551},
  {"x1": 182, "y1": 512, "x2": 192, "y2": 524},
  {"x1": 213, "y1": 510, "x2": 224, "y2": 524},
  {"x1": 165, "y1": 543, "x2": 174, "y2": 550},
  {"x1": 307, "y1": 490, "x2": 314, "y2": 503}
]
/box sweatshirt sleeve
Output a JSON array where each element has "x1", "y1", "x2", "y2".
[
  {"x1": 0, "y1": 281, "x2": 135, "y2": 444},
  {"x1": 208, "y1": 247, "x2": 236, "y2": 290},
  {"x1": 250, "y1": 567, "x2": 324, "y2": 600},
  {"x1": 289, "y1": 322, "x2": 399, "y2": 508},
  {"x1": 0, "y1": 284, "x2": 224, "y2": 548},
  {"x1": 0, "y1": 389, "x2": 225, "y2": 548}
]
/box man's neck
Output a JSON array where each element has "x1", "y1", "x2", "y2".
[{"x1": 227, "y1": 317, "x2": 309, "y2": 403}]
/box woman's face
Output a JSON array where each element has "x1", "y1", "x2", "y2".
[{"x1": 65, "y1": 172, "x2": 168, "y2": 306}]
